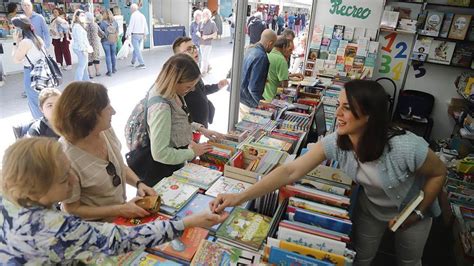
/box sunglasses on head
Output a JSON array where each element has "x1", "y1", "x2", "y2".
[{"x1": 106, "y1": 161, "x2": 121, "y2": 187}]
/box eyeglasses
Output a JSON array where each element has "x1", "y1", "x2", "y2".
[
  {"x1": 106, "y1": 161, "x2": 121, "y2": 187},
  {"x1": 186, "y1": 45, "x2": 198, "y2": 53}
]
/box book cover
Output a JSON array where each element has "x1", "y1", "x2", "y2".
[
  {"x1": 422, "y1": 11, "x2": 444, "y2": 37},
  {"x1": 380, "y1": 10, "x2": 399, "y2": 29},
  {"x1": 289, "y1": 206, "x2": 353, "y2": 235},
  {"x1": 173, "y1": 163, "x2": 222, "y2": 188},
  {"x1": 153, "y1": 177, "x2": 199, "y2": 212},
  {"x1": 289, "y1": 196, "x2": 349, "y2": 219},
  {"x1": 312, "y1": 24, "x2": 324, "y2": 47},
  {"x1": 439, "y1": 13, "x2": 454, "y2": 38},
  {"x1": 268, "y1": 246, "x2": 333, "y2": 266},
  {"x1": 323, "y1": 25, "x2": 334, "y2": 39},
  {"x1": 449, "y1": 14, "x2": 472, "y2": 40},
  {"x1": 266, "y1": 237, "x2": 348, "y2": 266},
  {"x1": 205, "y1": 176, "x2": 252, "y2": 198},
  {"x1": 307, "y1": 48, "x2": 319, "y2": 62},
  {"x1": 114, "y1": 212, "x2": 172, "y2": 226},
  {"x1": 175, "y1": 193, "x2": 234, "y2": 231},
  {"x1": 216, "y1": 207, "x2": 271, "y2": 251},
  {"x1": 319, "y1": 46, "x2": 329, "y2": 60},
  {"x1": 338, "y1": 40, "x2": 349, "y2": 49},
  {"x1": 129, "y1": 252, "x2": 182, "y2": 265},
  {"x1": 411, "y1": 36, "x2": 433, "y2": 61},
  {"x1": 447, "y1": 0, "x2": 471, "y2": 6},
  {"x1": 451, "y1": 43, "x2": 474, "y2": 67},
  {"x1": 368, "y1": 41, "x2": 379, "y2": 54},
  {"x1": 279, "y1": 185, "x2": 350, "y2": 208},
  {"x1": 280, "y1": 220, "x2": 351, "y2": 243},
  {"x1": 277, "y1": 225, "x2": 346, "y2": 255},
  {"x1": 353, "y1": 27, "x2": 366, "y2": 42},
  {"x1": 352, "y1": 56, "x2": 365, "y2": 73},
  {"x1": 256, "y1": 136, "x2": 290, "y2": 151},
  {"x1": 321, "y1": 37, "x2": 331, "y2": 47},
  {"x1": 332, "y1": 25, "x2": 345, "y2": 40},
  {"x1": 328, "y1": 39, "x2": 340, "y2": 54},
  {"x1": 191, "y1": 239, "x2": 261, "y2": 266},
  {"x1": 151, "y1": 227, "x2": 209, "y2": 261},
  {"x1": 365, "y1": 29, "x2": 378, "y2": 41},
  {"x1": 427, "y1": 40, "x2": 456, "y2": 65},
  {"x1": 390, "y1": 191, "x2": 424, "y2": 232},
  {"x1": 343, "y1": 27, "x2": 354, "y2": 41},
  {"x1": 344, "y1": 44, "x2": 358, "y2": 58}
]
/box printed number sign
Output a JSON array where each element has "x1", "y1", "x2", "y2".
[{"x1": 374, "y1": 31, "x2": 415, "y2": 90}]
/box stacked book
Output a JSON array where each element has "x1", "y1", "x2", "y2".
[
  {"x1": 279, "y1": 111, "x2": 312, "y2": 132},
  {"x1": 153, "y1": 176, "x2": 200, "y2": 215},
  {"x1": 199, "y1": 142, "x2": 235, "y2": 168},
  {"x1": 172, "y1": 163, "x2": 222, "y2": 190},
  {"x1": 265, "y1": 160, "x2": 356, "y2": 265}
]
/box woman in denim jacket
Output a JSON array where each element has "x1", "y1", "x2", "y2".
[{"x1": 211, "y1": 79, "x2": 446, "y2": 266}]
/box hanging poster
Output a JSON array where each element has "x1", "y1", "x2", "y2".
[
  {"x1": 373, "y1": 31, "x2": 416, "y2": 89},
  {"x1": 314, "y1": 0, "x2": 385, "y2": 30}
]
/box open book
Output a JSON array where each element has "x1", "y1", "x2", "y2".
[{"x1": 390, "y1": 191, "x2": 424, "y2": 232}]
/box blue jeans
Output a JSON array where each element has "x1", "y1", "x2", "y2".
[
  {"x1": 102, "y1": 42, "x2": 117, "y2": 73},
  {"x1": 23, "y1": 67, "x2": 42, "y2": 119},
  {"x1": 73, "y1": 49, "x2": 90, "y2": 81},
  {"x1": 131, "y1": 34, "x2": 145, "y2": 65}
]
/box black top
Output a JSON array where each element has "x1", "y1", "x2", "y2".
[
  {"x1": 27, "y1": 117, "x2": 60, "y2": 139},
  {"x1": 184, "y1": 78, "x2": 219, "y2": 128}
]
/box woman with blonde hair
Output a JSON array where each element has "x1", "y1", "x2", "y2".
[
  {"x1": 0, "y1": 138, "x2": 228, "y2": 263},
  {"x1": 99, "y1": 9, "x2": 119, "y2": 76},
  {"x1": 71, "y1": 9, "x2": 91, "y2": 81},
  {"x1": 140, "y1": 53, "x2": 222, "y2": 186},
  {"x1": 52, "y1": 81, "x2": 155, "y2": 221}
]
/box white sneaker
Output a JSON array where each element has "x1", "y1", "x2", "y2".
[{"x1": 66, "y1": 65, "x2": 72, "y2": 70}]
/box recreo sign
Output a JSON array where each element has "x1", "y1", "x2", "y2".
[{"x1": 315, "y1": 0, "x2": 384, "y2": 30}]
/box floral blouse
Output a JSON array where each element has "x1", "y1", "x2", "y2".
[{"x1": 0, "y1": 196, "x2": 184, "y2": 264}]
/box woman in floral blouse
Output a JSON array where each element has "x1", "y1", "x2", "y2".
[{"x1": 0, "y1": 138, "x2": 228, "y2": 264}]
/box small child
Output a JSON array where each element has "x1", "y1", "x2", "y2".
[
  {"x1": 27, "y1": 88, "x2": 61, "y2": 139},
  {"x1": 57, "y1": 13, "x2": 70, "y2": 42}
]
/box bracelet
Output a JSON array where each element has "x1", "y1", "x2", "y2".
[
  {"x1": 413, "y1": 209, "x2": 424, "y2": 220},
  {"x1": 136, "y1": 180, "x2": 143, "y2": 188}
]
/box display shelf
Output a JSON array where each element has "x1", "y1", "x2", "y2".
[
  {"x1": 426, "y1": 2, "x2": 474, "y2": 9},
  {"x1": 412, "y1": 59, "x2": 474, "y2": 70},
  {"x1": 380, "y1": 28, "x2": 417, "y2": 35},
  {"x1": 417, "y1": 33, "x2": 473, "y2": 43}
]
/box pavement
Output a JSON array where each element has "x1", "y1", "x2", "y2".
[{"x1": 0, "y1": 37, "x2": 235, "y2": 198}]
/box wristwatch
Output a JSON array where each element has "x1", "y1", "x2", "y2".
[
  {"x1": 136, "y1": 180, "x2": 143, "y2": 188},
  {"x1": 413, "y1": 209, "x2": 424, "y2": 220}
]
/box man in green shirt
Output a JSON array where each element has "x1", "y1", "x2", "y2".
[{"x1": 263, "y1": 37, "x2": 304, "y2": 101}]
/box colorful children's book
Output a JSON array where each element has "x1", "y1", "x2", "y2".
[
  {"x1": 288, "y1": 197, "x2": 349, "y2": 219},
  {"x1": 175, "y1": 193, "x2": 233, "y2": 231},
  {"x1": 411, "y1": 36, "x2": 433, "y2": 61},
  {"x1": 449, "y1": 14, "x2": 472, "y2": 40},
  {"x1": 151, "y1": 227, "x2": 209, "y2": 262},
  {"x1": 323, "y1": 25, "x2": 334, "y2": 38},
  {"x1": 205, "y1": 176, "x2": 252, "y2": 198},
  {"x1": 114, "y1": 212, "x2": 172, "y2": 226},
  {"x1": 255, "y1": 136, "x2": 292, "y2": 151},
  {"x1": 427, "y1": 40, "x2": 456, "y2": 65},
  {"x1": 267, "y1": 246, "x2": 333, "y2": 266},
  {"x1": 343, "y1": 27, "x2": 354, "y2": 42},
  {"x1": 191, "y1": 239, "x2": 261, "y2": 266},
  {"x1": 332, "y1": 25, "x2": 345, "y2": 40},
  {"x1": 288, "y1": 206, "x2": 353, "y2": 235},
  {"x1": 422, "y1": 11, "x2": 444, "y2": 36},
  {"x1": 172, "y1": 163, "x2": 222, "y2": 189},
  {"x1": 277, "y1": 225, "x2": 346, "y2": 255},
  {"x1": 216, "y1": 207, "x2": 272, "y2": 251},
  {"x1": 266, "y1": 238, "x2": 350, "y2": 266},
  {"x1": 153, "y1": 177, "x2": 200, "y2": 214},
  {"x1": 279, "y1": 220, "x2": 351, "y2": 243},
  {"x1": 128, "y1": 252, "x2": 183, "y2": 265}
]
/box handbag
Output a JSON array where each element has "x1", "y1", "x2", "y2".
[{"x1": 40, "y1": 49, "x2": 62, "y2": 86}]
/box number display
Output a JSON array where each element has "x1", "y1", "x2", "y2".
[{"x1": 378, "y1": 32, "x2": 410, "y2": 82}]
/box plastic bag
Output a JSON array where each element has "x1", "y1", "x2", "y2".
[{"x1": 117, "y1": 38, "x2": 133, "y2": 60}]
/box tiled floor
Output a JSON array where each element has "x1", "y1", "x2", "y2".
[{"x1": 0, "y1": 37, "x2": 235, "y2": 198}]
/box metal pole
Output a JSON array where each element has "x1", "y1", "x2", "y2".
[{"x1": 227, "y1": 0, "x2": 248, "y2": 132}]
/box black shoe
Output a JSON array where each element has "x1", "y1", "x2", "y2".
[
  {"x1": 21, "y1": 92, "x2": 27, "y2": 98},
  {"x1": 112, "y1": 68, "x2": 117, "y2": 73},
  {"x1": 89, "y1": 76, "x2": 94, "y2": 79},
  {"x1": 106, "y1": 72, "x2": 112, "y2": 77}
]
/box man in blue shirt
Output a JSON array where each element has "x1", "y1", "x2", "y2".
[
  {"x1": 239, "y1": 29, "x2": 277, "y2": 119},
  {"x1": 21, "y1": 0, "x2": 51, "y2": 48}
]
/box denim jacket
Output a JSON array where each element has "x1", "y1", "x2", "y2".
[
  {"x1": 322, "y1": 132, "x2": 441, "y2": 217},
  {"x1": 240, "y1": 43, "x2": 269, "y2": 108}
]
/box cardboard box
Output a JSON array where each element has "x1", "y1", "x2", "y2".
[{"x1": 224, "y1": 145, "x2": 288, "y2": 184}]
